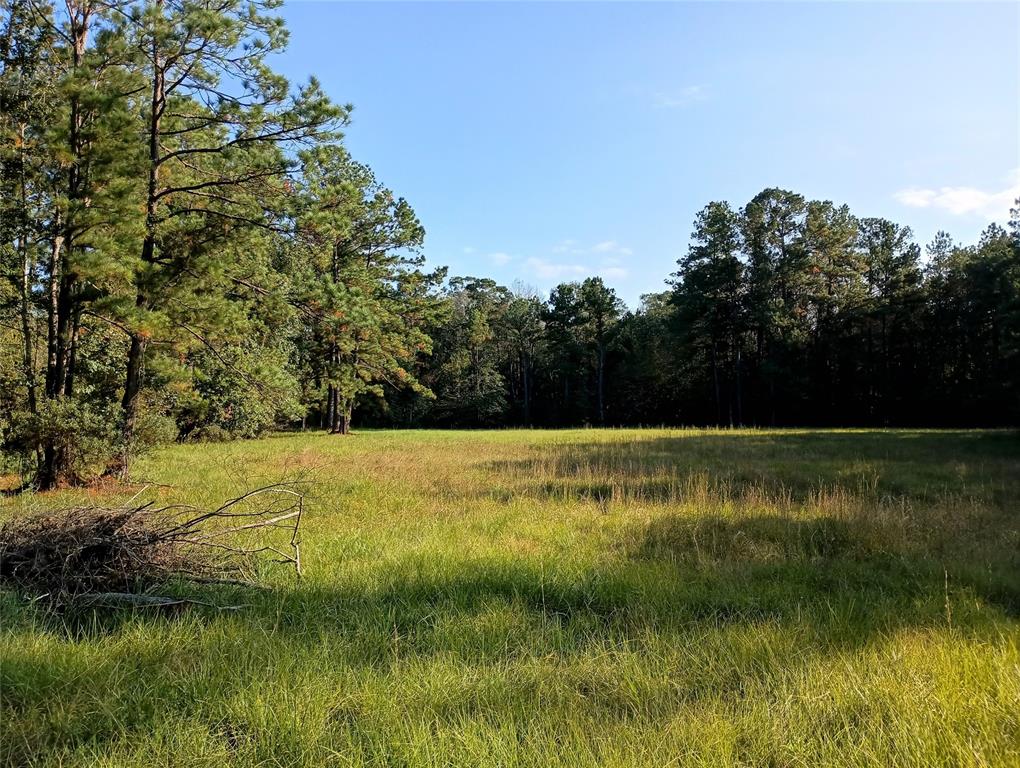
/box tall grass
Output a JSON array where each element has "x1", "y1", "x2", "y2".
[{"x1": 2, "y1": 429, "x2": 1018, "y2": 766}]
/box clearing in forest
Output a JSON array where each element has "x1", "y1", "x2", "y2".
[{"x1": 2, "y1": 428, "x2": 1019, "y2": 767}]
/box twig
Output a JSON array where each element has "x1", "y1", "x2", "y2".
[{"x1": 0, "y1": 483, "x2": 307, "y2": 597}]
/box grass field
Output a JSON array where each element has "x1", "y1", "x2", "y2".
[{"x1": 2, "y1": 428, "x2": 1019, "y2": 767}]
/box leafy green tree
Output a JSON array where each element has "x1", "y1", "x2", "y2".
[
  {"x1": 291, "y1": 146, "x2": 438, "y2": 433},
  {"x1": 612, "y1": 292, "x2": 678, "y2": 425},
  {"x1": 857, "y1": 217, "x2": 923, "y2": 421},
  {"x1": 0, "y1": 0, "x2": 143, "y2": 487},
  {"x1": 499, "y1": 290, "x2": 545, "y2": 425},
  {"x1": 578, "y1": 276, "x2": 623, "y2": 425},
  {"x1": 959, "y1": 224, "x2": 1019, "y2": 422},
  {"x1": 671, "y1": 201, "x2": 745, "y2": 425},
  {"x1": 801, "y1": 200, "x2": 861, "y2": 416},
  {"x1": 428, "y1": 278, "x2": 510, "y2": 425},
  {"x1": 114, "y1": 0, "x2": 344, "y2": 462},
  {"x1": 741, "y1": 188, "x2": 807, "y2": 424},
  {"x1": 543, "y1": 281, "x2": 584, "y2": 424},
  {"x1": 0, "y1": 0, "x2": 53, "y2": 420}
]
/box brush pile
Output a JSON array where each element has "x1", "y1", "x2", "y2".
[{"x1": 0, "y1": 484, "x2": 303, "y2": 601}]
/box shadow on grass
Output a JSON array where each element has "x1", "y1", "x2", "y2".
[
  {"x1": 3, "y1": 528, "x2": 1017, "y2": 764},
  {"x1": 484, "y1": 429, "x2": 1020, "y2": 504},
  {"x1": 480, "y1": 430, "x2": 1020, "y2": 616},
  {"x1": 6, "y1": 431, "x2": 1019, "y2": 643},
  {"x1": 2, "y1": 430, "x2": 1018, "y2": 763}
]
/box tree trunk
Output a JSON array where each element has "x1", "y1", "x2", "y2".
[
  {"x1": 52, "y1": 270, "x2": 75, "y2": 395},
  {"x1": 564, "y1": 376, "x2": 570, "y2": 426},
  {"x1": 880, "y1": 311, "x2": 888, "y2": 425},
  {"x1": 769, "y1": 377, "x2": 776, "y2": 427},
  {"x1": 16, "y1": 123, "x2": 37, "y2": 415},
  {"x1": 325, "y1": 384, "x2": 336, "y2": 432},
  {"x1": 51, "y1": 0, "x2": 88, "y2": 398},
  {"x1": 39, "y1": 195, "x2": 79, "y2": 488},
  {"x1": 597, "y1": 341, "x2": 606, "y2": 425},
  {"x1": 18, "y1": 222, "x2": 37, "y2": 414},
  {"x1": 45, "y1": 231, "x2": 61, "y2": 397},
  {"x1": 711, "y1": 336, "x2": 721, "y2": 426},
  {"x1": 117, "y1": 330, "x2": 147, "y2": 477},
  {"x1": 40, "y1": 259, "x2": 75, "y2": 491},
  {"x1": 521, "y1": 350, "x2": 530, "y2": 426},
  {"x1": 65, "y1": 303, "x2": 82, "y2": 396},
  {"x1": 735, "y1": 346, "x2": 743, "y2": 427},
  {"x1": 121, "y1": 16, "x2": 164, "y2": 470},
  {"x1": 337, "y1": 399, "x2": 352, "y2": 435},
  {"x1": 329, "y1": 390, "x2": 351, "y2": 435}
]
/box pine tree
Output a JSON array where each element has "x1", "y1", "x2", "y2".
[
  {"x1": 291, "y1": 146, "x2": 439, "y2": 434},
  {"x1": 114, "y1": 0, "x2": 344, "y2": 467},
  {"x1": 741, "y1": 188, "x2": 807, "y2": 424},
  {"x1": 671, "y1": 201, "x2": 745, "y2": 425},
  {"x1": 578, "y1": 276, "x2": 623, "y2": 425}
]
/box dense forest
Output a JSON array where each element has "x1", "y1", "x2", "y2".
[
  {"x1": 391, "y1": 199, "x2": 1020, "y2": 433},
  {"x1": 2, "y1": 0, "x2": 1019, "y2": 488}
]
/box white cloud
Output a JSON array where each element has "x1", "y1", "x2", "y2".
[
  {"x1": 894, "y1": 169, "x2": 1019, "y2": 221},
  {"x1": 653, "y1": 85, "x2": 708, "y2": 109},
  {"x1": 524, "y1": 257, "x2": 588, "y2": 280},
  {"x1": 594, "y1": 240, "x2": 634, "y2": 257},
  {"x1": 554, "y1": 239, "x2": 634, "y2": 257},
  {"x1": 462, "y1": 246, "x2": 476, "y2": 255},
  {"x1": 523, "y1": 239, "x2": 635, "y2": 283},
  {"x1": 524, "y1": 259, "x2": 629, "y2": 283},
  {"x1": 893, "y1": 189, "x2": 937, "y2": 208},
  {"x1": 552, "y1": 239, "x2": 585, "y2": 255},
  {"x1": 478, "y1": 241, "x2": 634, "y2": 285}
]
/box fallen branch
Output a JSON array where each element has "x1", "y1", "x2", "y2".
[{"x1": 0, "y1": 484, "x2": 305, "y2": 599}]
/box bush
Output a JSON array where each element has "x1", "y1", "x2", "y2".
[
  {"x1": 5, "y1": 398, "x2": 119, "y2": 485},
  {"x1": 189, "y1": 424, "x2": 232, "y2": 443},
  {"x1": 131, "y1": 411, "x2": 179, "y2": 452}
]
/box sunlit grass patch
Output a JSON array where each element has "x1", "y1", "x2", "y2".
[{"x1": 2, "y1": 428, "x2": 1018, "y2": 766}]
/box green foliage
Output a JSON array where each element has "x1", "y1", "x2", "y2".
[
  {"x1": 425, "y1": 278, "x2": 513, "y2": 425},
  {"x1": 288, "y1": 145, "x2": 442, "y2": 433},
  {"x1": 187, "y1": 424, "x2": 233, "y2": 443},
  {"x1": 131, "y1": 409, "x2": 180, "y2": 453},
  {"x1": 670, "y1": 201, "x2": 746, "y2": 423},
  {"x1": 387, "y1": 191, "x2": 1019, "y2": 430},
  {"x1": 6, "y1": 397, "x2": 119, "y2": 484},
  {"x1": 0, "y1": 0, "x2": 365, "y2": 483},
  {"x1": 1, "y1": 0, "x2": 1018, "y2": 494},
  {"x1": 171, "y1": 352, "x2": 292, "y2": 441}
]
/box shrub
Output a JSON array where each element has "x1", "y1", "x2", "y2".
[
  {"x1": 4, "y1": 398, "x2": 119, "y2": 485},
  {"x1": 189, "y1": 424, "x2": 232, "y2": 443}
]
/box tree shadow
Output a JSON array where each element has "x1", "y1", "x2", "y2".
[
  {"x1": 3, "y1": 529, "x2": 1017, "y2": 764},
  {"x1": 484, "y1": 429, "x2": 1020, "y2": 504},
  {"x1": 3, "y1": 430, "x2": 1018, "y2": 763},
  {"x1": 480, "y1": 430, "x2": 1020, "y2": 617},
  {"x1": 627, "y1": 512, "x2": 1019, "y2": 617}
]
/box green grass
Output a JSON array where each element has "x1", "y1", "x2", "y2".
[{"x1": 2, "y1": 428, "x2": 1019, "y2": 767}]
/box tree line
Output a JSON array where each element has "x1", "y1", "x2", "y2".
[
  {"x1": 367, "y1": 195, "x2": 1019, "y2": 432},
  {"x1": 2, "y1": 0, "x2": 1018, "y2": 490}
]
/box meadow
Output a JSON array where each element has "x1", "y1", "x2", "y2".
[{"x1": 2, "y1": 428, "x2": 1019, "y2": 767}]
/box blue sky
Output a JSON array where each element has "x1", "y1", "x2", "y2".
[{"x1": 276, "y1": 1, "x2": 1019, "y2": 308}]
